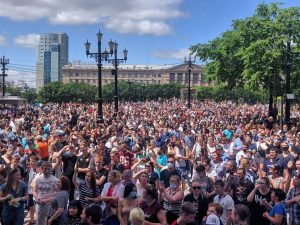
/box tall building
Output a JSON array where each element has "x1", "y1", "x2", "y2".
[{"x1": 36, "y1": 33, "x2": 69, "y2": 91}]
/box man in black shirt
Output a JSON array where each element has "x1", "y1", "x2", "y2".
[
  {"x1": 184, "y1": 179, "x2": 209, "y2": 224},
  {"x1": 228, "y1": 168, "x2": 254, "y2": 205},
  {"x1": 75, "y1": 142, "x2": 92, "y2": 180},
  {"x1": 109, "y1": 149, "x2": 124, "y2": 173}
]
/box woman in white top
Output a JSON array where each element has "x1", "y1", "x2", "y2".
[
  {"x1": 136, "y1": 172, "x2": 150, "y2": 198},
  {"x1": 100, "y1": 170, "x2": 125, "y2": 218}
]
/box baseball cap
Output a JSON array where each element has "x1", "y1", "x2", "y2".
[{"x1": 205, "y1": 214, "x2": 220, "y2": 225}]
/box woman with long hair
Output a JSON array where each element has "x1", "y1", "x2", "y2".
[
  {"x1": 141, "y1": 185, "x2": 167, "y2": 225},
  {"x1": 73, "y1": 170, "x2": 101, "y2": 208},
  {"x1": 0, "y1": 168, "x2": 28, "y2": 225},
  {"x1": 48, "y1": 176, "x2": 70, "y2": 225},
  {"x1": 118, "y1": 183, "x2": 139, "y2": 225}
]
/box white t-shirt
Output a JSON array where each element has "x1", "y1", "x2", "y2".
[
  {"x1": 32, "y1": 174, "x2": 58, "y2": 201},
  {"x1": 213, "y1": 194, "x2": 234, "y2": 225}
]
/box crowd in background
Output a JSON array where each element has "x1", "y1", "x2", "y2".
[{"x1": 0, "y1": 99, "x2": 299, "y2": 225}]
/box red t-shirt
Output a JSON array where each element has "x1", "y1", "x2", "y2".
[{"x1": 107, "y1": 186, "x2": 114, "y2": 197}]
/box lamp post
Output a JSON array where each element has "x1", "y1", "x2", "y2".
[
  {"x1": 0, "y1": 56, "x2": 9, "y2": 97},
  {"x1": 84, "y1": 30, "x2": 110, "y2": 123},
  {"x1": 106, "y1": 40, "x2": 128, "y2": 115},
  {"x1": 184, "y1": 54, "x2": 196, "y2": 108}
]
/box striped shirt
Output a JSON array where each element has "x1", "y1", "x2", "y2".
[
  {"x1": 286, "y1": 187, "x2": 300, "y2": 225},
  {"x1": 79, "y1": 181, "x2": 101, "y2": 208},
  {"x1": 162, "y1": 190, "x2": 182, "y2": 217}
]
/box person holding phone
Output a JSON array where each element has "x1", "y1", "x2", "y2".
[{"x1": 247, "y1": 177, "x2": 272, "y2": 225}]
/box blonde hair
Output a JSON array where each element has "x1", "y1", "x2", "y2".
[
  {"x1": 109, "y1": 170, "x2": 122, "y2": 182},
  {"x1": 129, "y1": 208, "x2": 145, "y2": 225}
]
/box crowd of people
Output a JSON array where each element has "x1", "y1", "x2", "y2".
[{"x1": 0, "y1": 99, "x2": 299, "y2": 225}]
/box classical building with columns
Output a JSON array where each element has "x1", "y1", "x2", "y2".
[{"x1": 62, "y1": 62, "x2": 206, "y2": 86}]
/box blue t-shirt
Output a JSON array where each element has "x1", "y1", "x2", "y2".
[
  {"x1": 268, "y1": 203, "x2": 286, "y2": 225},
  {"x1": 157, "y1": 154, "x2": 167, "y2": 167},
  {"x1": 0, "y1": 181, "x2": 28, "y2": 209}
]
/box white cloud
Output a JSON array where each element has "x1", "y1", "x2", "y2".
[
  {"x1": 0, "y1": 0, "x2": 185, "y2": 36},
  {"x1": 0, "y1": 34, "x2": 7, "y2": 46},
  {"x1": 7, "y1": 69, "x2": 36, "y2": 87},
  {"x1": 152, "y1": 48, "x2": 191, "y2": 60},
  {"x1": 14, "y1": 33, "x2": 40, "y2": 48}
]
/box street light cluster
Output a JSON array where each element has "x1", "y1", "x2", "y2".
[
  {"x1": 84, "y1": 30, "x2": 128, "y2": 123},
  {"x1": 185, "y1": 54, "x2": 196, "y2": 109},
  {"x1": 85, "y1": 30, "x2": 201, "y2": 122}
]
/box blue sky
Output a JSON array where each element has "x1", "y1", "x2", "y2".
[{"x1": 0, "y1": 0, "x2": 298, "y2": 86}]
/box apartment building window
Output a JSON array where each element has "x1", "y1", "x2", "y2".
[
  {"x1": 193, "y1": 73, "x2": 199, "y2": 85},
  {"x1": 177, "y1": 73, "x2": 183, "y2": 84},
  {"x1": 185, "y1": 73, "x2": 189, "y2": 84},
  {"x1": 158, "y1": 74, "x2": 161, "y2": 77},
  {"x1": 75, "y1": 72, "x2": 79, "y2": 77},
  {"x1": 169, "y1": 73, "x2": 175, "y2": 83}
]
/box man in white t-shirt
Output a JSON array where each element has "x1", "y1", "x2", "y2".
[
  {"x1": 32, "y1": 161, "x2": 58, "y2": 225},
  {"x1": 213, "y1": 180, "x2": 234, "y2": 225}
]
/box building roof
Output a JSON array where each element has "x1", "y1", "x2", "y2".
[{"x1": 63, "y1": 61, "x2": 203, "y2": 71}]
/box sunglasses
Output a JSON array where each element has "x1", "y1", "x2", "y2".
[
  {"x1": 192, "y1": 186, "x2": 201, "y2": 190},
  {"x1": 257, "y1": 182, "x2": 266, "y2": 185},
  {"x1": 167, "y1": 161, "x2": 174, "y2": 163}
]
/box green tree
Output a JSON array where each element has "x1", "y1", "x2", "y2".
[
  {"x1": 191, "y1": 3, "x2": 300, "y2": 92},
  {"x1": 37, "y1": 82, "x2": 97, "y2": 103}
]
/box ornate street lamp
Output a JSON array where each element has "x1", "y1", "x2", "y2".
[
  {"x1": 106, "y1": 40, "x2": 128, "y2": 115},
  {"x1": 184, "y1": 54, "x2": 196, "y2": 108},
  {"x1": 84, "y1": 30, "x2": 110, "y2": 123}
]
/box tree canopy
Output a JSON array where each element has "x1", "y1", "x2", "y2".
[{"x1": 191, "y1": 2, "x2": 300, "y2": 93}]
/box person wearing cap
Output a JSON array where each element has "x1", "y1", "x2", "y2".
[
  {"x1": 285, "y1": 173, "x2": 300, "y2": 225},
  {"x1": 184, "y1": 179, "x2": 209, "y2": 224},
  {"x1": 170, "y1": 202, "x2": 196, "y2": 225}
]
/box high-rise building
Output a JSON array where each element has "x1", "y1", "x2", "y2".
[{"x1": 36, "y1": 33, "x2": 68, "y2": 91}]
